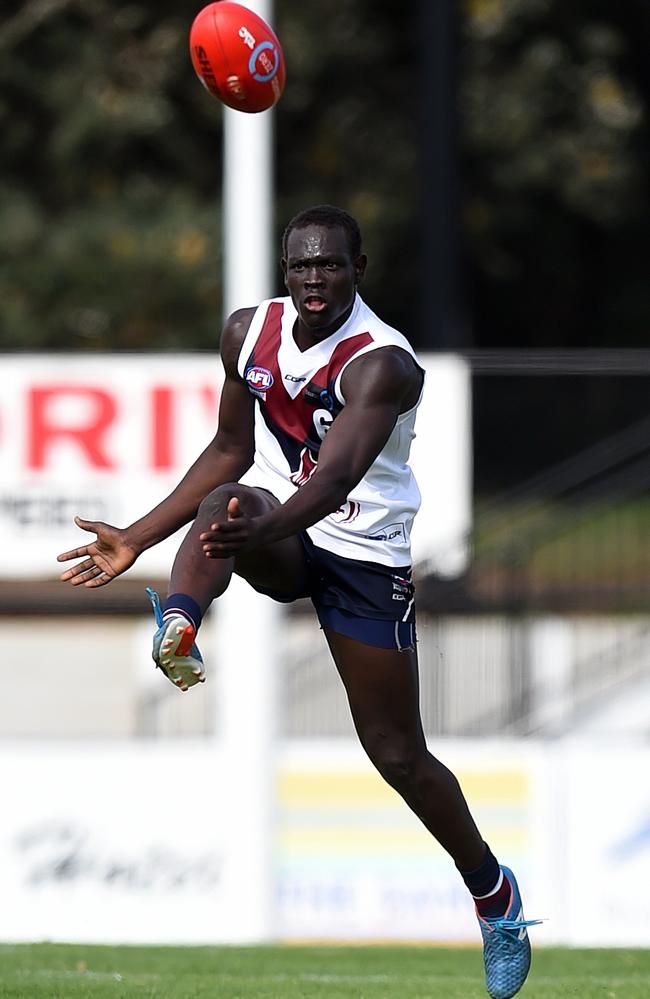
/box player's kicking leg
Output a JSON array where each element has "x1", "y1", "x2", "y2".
[
  {"x1": 146, "y1": 585, "x2": 206, "y2": 692},
  {"x1": 324, "y1": 628, "x2": 540, "y2": 999},
  {"x1": 147, "y1": 483, "x2": 308, "y2": 691}
]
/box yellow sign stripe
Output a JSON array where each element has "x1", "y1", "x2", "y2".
[
  {"x1": 279, "y1": 827, "x2": 527, "y2": 854},
  {"x1": 278, "y1": 769, "x2": 528, "y2": 806}
]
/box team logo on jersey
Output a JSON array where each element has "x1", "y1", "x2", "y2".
[
  {"x1": 245, "y1": 365, "x2": 274, "y2": 398},
  {"x1": 331, "y1": 500, "x2": 360, "y2": 524},
  {"x1": 290, "y1": 447, "x2": 318, "y2": 487}
]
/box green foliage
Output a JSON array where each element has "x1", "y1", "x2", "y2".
[
  {"x1": 0, "y1": 0, "x2": 647, "y2": 350},
  {"x1": 463, "y1": 1, "x2": 644, "y2": 225},
  {"x1": 0, "y1": 180, "x2": 220, "y2": 348},
  {"x1": 461, "y1": 0, "x2": 649, "y2": 346},
  {"x1": 274, "y1": 1, "x2": 419, "y2": 336},
  {"x1": 0, "y1": 1, "x2": 222, "y2": 350}
]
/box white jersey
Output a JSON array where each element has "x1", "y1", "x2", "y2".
[{"x1": 237, "y1": 293, "x2": 423, "y2": 566}]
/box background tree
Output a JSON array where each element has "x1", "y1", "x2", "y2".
[
  {"x1": 461, "y1": 0, "x2": 648, "y2": 349},
  {"x1": 1, "y1": 0, "x2": 647, "y2": 353}
]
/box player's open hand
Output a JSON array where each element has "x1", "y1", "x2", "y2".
[
  {"x1": 199, "y1": 497, "x2": 264, "y2": 558},
  {"x1": 57, "y1": 517, "x2": 140, "y2": 587}
]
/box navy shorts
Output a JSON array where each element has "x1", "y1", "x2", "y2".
[{"x1": 252, "y1": 532, "x2": 416, "y2": 651}]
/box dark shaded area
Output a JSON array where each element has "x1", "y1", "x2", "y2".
[
  {"x1": 0, "y1": 578, "x2": 166, "y2": 614},
  {"x1": 459, "y1": 0, "x2": 650, "y2": 351},
  {"x1": 421, "y1": 402, "x2": 650, "y2": 613},
  {"x1": 473, "y1": 374, "x2": 650, "y2": 489}
]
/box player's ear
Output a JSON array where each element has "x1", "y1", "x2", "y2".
[
  {"x1": 281, "y1": 257, "x2": 288, "y2": 287},
  {"x1": 354, "y1": 254, "x2": 367, "y2": 285}
]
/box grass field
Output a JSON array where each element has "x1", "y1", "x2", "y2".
[{"x1": 1, "y1": 943, "x2": 650, "y2": 999}]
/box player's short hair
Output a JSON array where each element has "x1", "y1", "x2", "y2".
[{"x1": 282, "y1": 205, "x2": 362, "y2": 260}]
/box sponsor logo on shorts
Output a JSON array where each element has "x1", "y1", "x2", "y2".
[{"x1": 391, "y1": 572, "x2": 413, "y2": 602}]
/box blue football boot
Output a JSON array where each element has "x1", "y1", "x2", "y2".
[
  {"x1": 477, "y1": 866, "x2": 542, "y2": 999},
  {"x1": 146, "y1": 587, "x2": 205, "y2": 692}
]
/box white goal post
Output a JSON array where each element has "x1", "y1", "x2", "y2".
[{"x1": 217, "y1": 0, "x2": 278, "y2": 942}]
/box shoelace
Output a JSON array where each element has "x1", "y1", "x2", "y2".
[
  {"x1": 146, "y1": 588, "x2": 167, "y2": 674},
  {"x1": 484, "y1": 916, "x2": 544, "y2": 937},
  {"x1": 146, "y1": 586, "x2": 164, "y2": 627}
]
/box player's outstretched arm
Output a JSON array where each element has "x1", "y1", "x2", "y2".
[
  {"x1": 201, "y1": 347, "x2": 423, "y2": 557},
  {"x1": 57, "y1": 309, "x2": 257, "y2": 586},
  {"x1": 57, "y1": 518, "x2": 141, "y2": 587}
]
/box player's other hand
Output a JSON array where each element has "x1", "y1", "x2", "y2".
[
  {"x1": 57, "y1": 517, "x2": 139, "y2": 587},
  {"x1": 199, "y1": 497, "x2": 264, "y2": 557}
]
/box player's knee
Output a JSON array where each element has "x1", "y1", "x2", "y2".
[
  {"x1": 196, "y1": 483, "x2": 236, "y2": 523},
  {"x1": 197, "y1": 483, "x2": 271, "y2": 523},
  {"x1": 364, "y1": 733, "x2": 423, "y2": 794}
]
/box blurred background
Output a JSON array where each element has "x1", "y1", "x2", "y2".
[{"x1": 1, "y1": 0, "x2": 650, "y2": 949}]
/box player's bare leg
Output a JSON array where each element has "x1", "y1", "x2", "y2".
[
  {"x1": 169, "y1": 483, "x2": 309, "y2": 608},
  {"x1": 147, "y1": 484, "x2": 308, "y2": 690},
  {"x1": 323, "y1": 628, "x2": 486, "y2": 870},
  {"x1": 324, "y1": 628, "x2": 540, "y2": 998}
]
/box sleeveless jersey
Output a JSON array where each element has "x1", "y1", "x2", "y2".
[{"x1": 237, "y1": 293, "x2": 423, "y2": 566}]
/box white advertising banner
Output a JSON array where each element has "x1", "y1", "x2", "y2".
[
  {"x1": 1, "y1": 737, "x2": 548, "y2": 946},
  {"x1": 277, "y1": 739, "x2": 553, "y2": 943},
  {"x1": 0, "y1": 353, "x2": 470, "y2": 579},
  {"x1": 0, "y1": 355, "x2": 221, "y2": 579},
  {"x1": 564, "y1": 743, "x2": 650, "y2": 946},
  {"x1": 2, "y1": 742, "x2": 232, "y2": 944},
  {"x1": 2, "y1": 737, "x2": 649, "y2": 945}
]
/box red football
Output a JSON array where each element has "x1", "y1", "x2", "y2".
[{"x1": 189, "y1": 2, "x2": 286, "y2": 113}]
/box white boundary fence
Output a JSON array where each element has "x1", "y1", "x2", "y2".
[{"x1": 3, "y1": 736, "x2": 650, "y2": 947}]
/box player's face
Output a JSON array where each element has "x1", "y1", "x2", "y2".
[{"x1": 282, "y1": 225, "x2": 366, "y2": 342}]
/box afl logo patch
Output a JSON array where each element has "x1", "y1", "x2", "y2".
[{"x1": 246, "y1": 365, "x2": 274, "y2": 391}]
